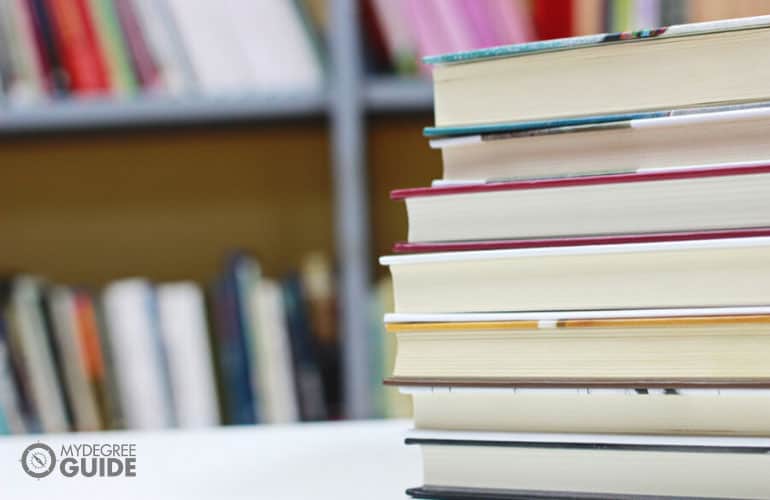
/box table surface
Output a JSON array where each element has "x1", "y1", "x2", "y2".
[{"x1": 0, "y1": 419, "x2": 420, "y2": 499}]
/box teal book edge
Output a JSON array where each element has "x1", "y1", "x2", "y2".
[
  {"x1": 0, "y1": 405, "x2": 7, "y2": 434},
  {"x1": 423, "y1": 15, "x2": 770, "y2": 65},
  {"x1": 423, "y1": 111, "x2": 668, "y2": 138}
]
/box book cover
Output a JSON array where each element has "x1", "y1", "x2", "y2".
[
  {"x1": 113, "y1": 0, "x2": 159, "y2": 89},
  {"x1": 101, "y1": 279, "x2": 175, "y2": 429},
  {"x1": 46, "y1": 0, "x2": 110, "y2": 94},
  {"x1": 0, "y1": 293, "x2": 27, "y2": 434},
  {"x1": 88, "y1": 0, "x2": 137, "y2": 94},
  {"x1": 211, "y1": 271, "x2": 257, "y2": 425},
  {"x1": 423, "y1": 15, "x2": 770, "y2": 65},
  {"x1": 391, "y1": 162, "x2": 770, "y2": 199},
  {"x1": 72, "y1": 289, "x2": 110, "y2": 429},
  {"x1": 393, "y1": 228, "x2": 770, "y2": 254},
  {"x1": 26, "y1": 0, "x2": 69, "y2": 95},
  {"x1": 282, "y1": 274, "x2": 327, "y2": 421},
  {"x1": 532, "y1": 0, "x2": 573, "y2": 41}
]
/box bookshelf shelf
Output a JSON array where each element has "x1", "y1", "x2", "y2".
[
  {"x1": 364, "y1": 77, "x2": 433, "y2": 112},
  {"x1": 0, "y1": 78, "x2": 432, "y2": 134},
  {"x1": 0, "y1": 92, "x2": 328, "y2": 133}
]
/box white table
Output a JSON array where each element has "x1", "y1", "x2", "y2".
[{"x1": 0, "y1": 419, "x2": 420, "y2": 499}]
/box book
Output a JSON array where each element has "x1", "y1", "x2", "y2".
[
  {"x1": 392, "y1": 164, "x2": 770, "y2": 243},
  {"x1": 164, "y1": 0, "x2": 253, "y2": 93},
  {"x1": 156, "y1": 282, "x2": 220, "y2": 427},
  {"x1": 88, "y1": 0, "x2": 137, "y2": 95},
  {"x1": 404, "y1": 385, "x2": 770, "y2": 436},
  {"x1": 5, "y1": 277, "x2": 70, "y2": 433},
  {"x1": 393, "y1": 227, "x2": 770, "y2": 254},
  {"x1": 72, "y1": 289, "x2": 112, "y2": 430},
  {"x1": 384, "y1": 312, "x2": 770, "y2": 384},
  {"x1": 223, "y1": 0, "x2": 323, "y2": 92},
  {"x1": 0, "y1": 295, "x2": 27, "y2": 434},
  {"x1": 101, "y1": 279, "x2": 175, "y2": 429},
  {"x1": 380, "y1": 236, "x2": 770, "y2": 314},
  {"x1": 48, "y1": 286, "x2": 102, "y2": 431},
  {"x1": 426, "y1": 16, "x2": 770, "y2": 129},
  {"x1": 282, "y1": 274, "x2": 327, "y2": 421},
  {"x1": 300, "y1": 253, "x2": 340, "y2": 418},
  {"x1": 210, "y1": 261, "x2": 257, "y2": 425},
  {"x1": 430, "y1": 104, "x2": 770, "y2": 182},
  {"x1": 532, "y1": 0, "x2": 573, "y2": 40},
  {"x1": 46, "y1": 0, "x2": 110, "y2": 94},
  {"x1": 369, "y1": 0, "x2": 418, "y2": 75},
  {"x1": 26, "y1": 0, "x2": 69, "y2": 95},
  {"x1": 0, "y1": 0, "x2": 45, "y2": 103},
  {"x1": 406, "y1": 430, "x2": 770, "y2": 499},
  {"x1": 113, "y1": 0, "x2": 160, "y2": 90},
  {"x1": 250, "y1": 279, "x2": 299, "y2": 424},
  {"x1": 130, "y1": 0, "x2": 196, "y2": 94}
]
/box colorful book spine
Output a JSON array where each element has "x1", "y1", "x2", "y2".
[
  {"x1": 88, "y1": 0, "x2": 137, "y2": 95},
  {"x1": 26, "y1": 0, "x2": 69, "y2": 95},
  {"x1": 45, "y1": 0, "x2": 110, "y2": 94},
  {"x1": 113, "y1": 0, "x2": 159, "y2": 89},
  {"x1": 532, "y1": 0, "x2": 573, "y2": 41},
  {"x1": 212, "y1": 273, "x2": 257, "y2": 425}
]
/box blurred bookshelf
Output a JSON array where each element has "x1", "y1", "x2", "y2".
[
  {"x1": 0, "y1": 78, "x2": 433, "y2": 133},
  {"x1": 4, "y1": 0, "x2": 768, "y2": 437}
]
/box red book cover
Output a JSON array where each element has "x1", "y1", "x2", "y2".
[
  {"x1": 390, "y1": 164, "x2": 770, "y2": 200},
  {"x1": 532, "y1": 0, "x2": 573, "y2": 40},
  {"x1": 114, "y1": 0, "x2": 160, "y2": 89},
  {"x1": 46, "y1": 0, "x2": 110, "y2": 94},
  {"x1": 393, "y1": 227, "x2": 770, "y2": 254}
]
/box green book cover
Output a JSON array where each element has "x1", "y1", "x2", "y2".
[
  {"x1": 613, "y1": 0, "x2": 633, "y2": 32},
  {"x1": 89, "y1": 0, "x2": 137, "y2": 95}
]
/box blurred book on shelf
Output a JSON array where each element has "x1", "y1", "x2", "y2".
[
  {"x1": 0, "y1": 250, "x2": 404, "y2": 435},
  {"x1": 0, "y1": 0, "x2": 324, "y2": 106},
  {"x1": 4, "y1": 0, "x2": 769, "y2": 107}
]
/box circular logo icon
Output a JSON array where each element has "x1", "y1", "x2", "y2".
[{"x1": 21, "y1": 442, "x2": 56, "y2": 479}]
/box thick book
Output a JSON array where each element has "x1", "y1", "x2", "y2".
[
  {"x1": 392, "y1": 163, "x2": 770, "y2": 244},
  {"x1": 380, "y1": 236, "x2": 770, "y2": 313},
  {"x1": 46, "y1": 0, "x2": 111, "y2": 94},
  {"x1": 5, "y1": 277, "x2": 70, "y2": 433},
  {"x1": 0, "y1": 289, "x2": 27, "y2": 434},
  {"x1": 101, "y1": 279, "x2": 175, "y2": 429},
  {"x1": 48, "y1": 286, "x2": 102, "y2": 431},
  {"x1": 394, "y1": 227, "x2": 770, "y2": 254},
  {"x1": 27, "y1": 0, "x2": 69, "y2": 95},
  {"x1": 88, "y1": 0, "x2": 137, "y2": 95},
  {"x1": 211, "y1": 265, "x2": 257, "y2": 425},
  {"x1": 156, "y1": 282, "x2": 220, "y2": 427},
  {"x1": 406, "y1": 430, "x2": 770, "y2": 499},
  {"x1": 250, "y1": 279, "x2": 299, "y2": 424},
  {"x1": 282, "y1": 274, "x2": 327, "y2": 421},
  {"x1": 385, "y1": 312, "x2": 770, "y2": 384},
  {"x1": 403, "y1": 385, "x2": 770, "y2": 437},
  {"x1": 114, "y1": 0, "x2": 160, "y2": 90},
  {"x1": 426, "y1": 16, "x2": 770, "y2": 130},
  {"x1": 430, "y1": 105, "x2": 770, "y2": 182}
]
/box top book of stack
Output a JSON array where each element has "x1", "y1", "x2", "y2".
[{"x1": 425, "y1": 16, "x2": 770, "y2": 136}]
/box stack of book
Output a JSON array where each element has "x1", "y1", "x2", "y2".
[{"x1": 381, "y1": 16, "x2": 770, "y2": 499}]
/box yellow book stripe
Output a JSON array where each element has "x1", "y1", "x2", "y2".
[{"x1": 384, "y1": 315, "x2": 770, "y2": 333}]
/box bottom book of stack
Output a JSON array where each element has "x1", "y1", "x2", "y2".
[
  {"x1": 405, "y1": 430, "x2": 770, "y2": 499},
  {"x1": 384, "y1": 308, "x2": 770, "y2": 499}
]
